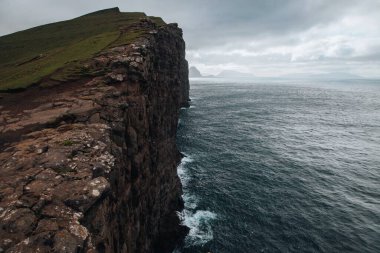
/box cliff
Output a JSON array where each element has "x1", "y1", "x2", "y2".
[{"x1": 0, "y1": 8, "x2": 190, "y2": 253}]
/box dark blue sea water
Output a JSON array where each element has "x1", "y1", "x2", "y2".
[{"x1": 175, "y1": 78, "x2": 380, "y2": 253}]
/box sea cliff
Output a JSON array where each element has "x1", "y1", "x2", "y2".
[{"x1": 0, "y1": 8, "x2": 189, "y2": 253}]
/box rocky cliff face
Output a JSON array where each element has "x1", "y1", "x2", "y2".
[{"x1": 0, "y1": 19, "x2": 189, "y2": 253}]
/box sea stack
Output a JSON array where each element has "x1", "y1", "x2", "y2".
[
  {"x1": 0, "y1": 8, "x2": 189, "y2": 253},
  {"x1": 189, "y1": 66, "x2": 203, "y2": 78}
]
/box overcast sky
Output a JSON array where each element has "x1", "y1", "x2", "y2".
[{"x1": 1, "y1": 0, "x2": 380, "y2": 77}]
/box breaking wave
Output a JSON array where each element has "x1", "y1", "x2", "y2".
[{"x1": 177, "y1": 154, "x2": 217, "y2": 248}]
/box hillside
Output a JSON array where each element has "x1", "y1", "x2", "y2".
[
  {"x1": 0, "y1": 8, "x2": 189, "y2": 253},
  {"x1": 0, "y1": 7, "x2": 164, "y2": 91}
]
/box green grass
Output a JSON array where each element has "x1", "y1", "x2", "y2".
[
  {"x1": 0, "y1": 7, "x2": 165, "y2": 91},
  {"x1": 62, "y1": 140, "x2": 74, "y2": 146},
  {"x1": 111, "y1": 30, "x2": 145, "y2": 48}
]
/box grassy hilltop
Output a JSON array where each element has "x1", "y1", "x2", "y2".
[{"x1": 0, "y1": 7, "x2": 164, "y2": 91}]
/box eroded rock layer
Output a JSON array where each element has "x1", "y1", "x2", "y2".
[{"x1": 0, "y1": 20, "x2": 189, "y2": 253}]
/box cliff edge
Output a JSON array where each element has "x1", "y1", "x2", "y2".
[{"x1": 0, "y1": 8, "x2": 190, "y2": 253}]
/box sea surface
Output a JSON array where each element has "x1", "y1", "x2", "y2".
[{"x1": 175, "y1": 78, "x2": 380, "y2": 253}]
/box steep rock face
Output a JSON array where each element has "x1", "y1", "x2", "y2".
[
  {"x1": 189, "y1": 66, "x2": 202, "y2": 78},
  {"x1": 0, "y1": 20, "x2": 189, "y2": 253}
]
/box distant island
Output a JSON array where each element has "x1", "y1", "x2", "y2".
[
  {"x1": 189, "y1": 66, "x2": 365, "y2": 80},
  {"x1": 280, "y1": 72, "x2": 363, "y2": 80},
  {"x1": 189, "y1": 66, "x2": 202, "y2": 77},
  {"x1": 189, "y1": 66, "x2": 255, "y2": 78}
]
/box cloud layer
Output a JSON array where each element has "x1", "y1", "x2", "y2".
[{"x1": 1, "y1": 0, "x2": 379, "y2": 77}]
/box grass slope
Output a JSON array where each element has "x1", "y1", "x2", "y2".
[{"x1": 0, "y1": 7, "x2": 164, "y2": 91}]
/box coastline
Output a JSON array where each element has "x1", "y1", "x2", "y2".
[{"x1": 0, "y1": 9, "x2": 190, "y2": 253}]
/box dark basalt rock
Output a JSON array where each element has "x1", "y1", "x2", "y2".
[{"x1": 0, "y1": 18, "x2": 189, "y2": 253}]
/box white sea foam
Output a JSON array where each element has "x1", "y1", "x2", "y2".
[
  {"x1": 183, "y1": 193, "x2": 198, "y2": 209},
  {"x1": 180, "y1": 154, "x2": 193, "y2": 164},
  {"x1": 177, "y1": 155, "x2": 192, "y2": 188},
  {"x1": 176, "y1": 154, "x2": 217, "y2": 247},
  {"x1": 181, "y1": 210, "x2": 217, "y2": 246}
]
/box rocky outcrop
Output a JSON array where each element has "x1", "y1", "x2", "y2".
[
  {"x1": 0, "y1": 19, "x2": 189, "y2": 253},
  {"x1": 189, "y1": 66, "x2": 202, "y2": 78}
]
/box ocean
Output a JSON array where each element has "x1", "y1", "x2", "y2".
[{"x1": 175, "y1": 78, "x2": 380, "y2": 253}]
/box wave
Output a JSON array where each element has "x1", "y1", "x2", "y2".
[
  {"x1": 177, "y1": 155, "x2": 193, "y2": 188},
  {"x1": 177, "y1": 154, "x2": 217, "y2": 248},
  {"x1": 183, "y1": 193, "x2": 198, "y2": 210},
  {"x1": 180, "y1": 210, "x2": 217, "y2": 246}
]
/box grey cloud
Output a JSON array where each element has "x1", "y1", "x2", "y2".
[
  {"x1": 1, "y1": 0, "x2": 379, "y2": 77},
  {"x1": 0, "y1": 0, "x2": 362, "y2": 48}
]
